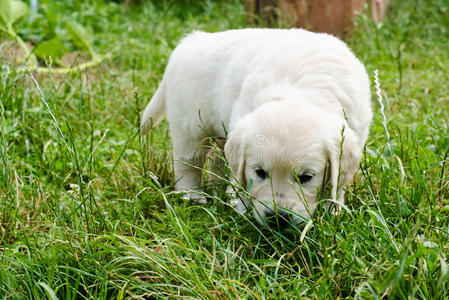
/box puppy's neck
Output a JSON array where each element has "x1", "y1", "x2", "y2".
[
  {"x1": 255, "y1": 82, "x2": 344, "y2": 122},
  {"x1": 253, "y1": 82, "x2": 305, "y2": 108}
]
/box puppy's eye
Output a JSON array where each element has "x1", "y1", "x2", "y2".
[
  {"x1": 296, "y1": 173, "x2": 313, "y2": 184},
  {"x1": 255, "y1": 168, "x2": 267, "y2": 179}
]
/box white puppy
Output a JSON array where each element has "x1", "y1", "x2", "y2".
[{"x1": 141, "y1": 29, "x2": 372, "y2": 225}]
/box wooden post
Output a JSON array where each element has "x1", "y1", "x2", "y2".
[{"x1": 245, "y1": 0, "x2": 390, "y2": 35}]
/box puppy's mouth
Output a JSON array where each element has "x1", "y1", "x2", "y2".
[
  {"x1": 259, "y1": 208, "x2": 310, "y2": 229},
  {"x1": 246, "y1": 195, "x2": 314, "y2": 227},
  {"x1": 264, "y1": 210, "x2": 294, "y2": 229}
]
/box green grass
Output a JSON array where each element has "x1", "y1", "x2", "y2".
[{"x1": 1, "y1": 0, "x2": 448, "y2": 298}]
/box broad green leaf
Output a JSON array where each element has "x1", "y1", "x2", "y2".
[
  {"x1": 10, "y1": 0, "x2": 28, "y2": 24},
  {"x1": 0, "y1": 0, "x2": 13, "y2": 29},
  {"x1": 0, "y1": 0, "x2": 29, "y2": 29},
  {"x1": 34, "y1": 39, "x2": 69, "y2": 60},
  {"x1": 66, "y1": 20, "x2": 95, "y2": 55}
]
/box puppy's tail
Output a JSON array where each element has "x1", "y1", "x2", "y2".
[{"x1": 140, "y1": 80, "x2": 166, "y2": 135}]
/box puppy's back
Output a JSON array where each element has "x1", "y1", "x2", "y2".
[{"x1": 162, "y1": 29, "x2": 371, "y2": 142}]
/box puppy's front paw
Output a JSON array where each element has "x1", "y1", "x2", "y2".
[
  {"x1": 231, "y1": 197, "x2": 247, "y2": 214},
  {"x1": 226, "y1": 185, "x2": 248, "y2": 213},
  {"x1": 182, "y1": 192, "x2": 207, "y2": 204}
]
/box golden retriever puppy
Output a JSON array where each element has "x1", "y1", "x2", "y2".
[{"x1": 141, "y1": 29, "x2": 372, "y2": 225}]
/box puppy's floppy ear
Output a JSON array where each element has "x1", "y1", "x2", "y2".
[
  {"x1": 327, "y1": 126, "x2": 362, "y2": 200},
  {"x1": 224, "y1": 128, "x2": 247, "y2": 187}
]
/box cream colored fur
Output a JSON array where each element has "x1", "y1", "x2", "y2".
[{"x1": 141, "y1": 28, "x2": 372, "y2": 224}]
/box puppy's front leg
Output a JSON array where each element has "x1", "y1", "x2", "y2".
[
  {"x1": 172, "y1": 139, "x2": 208, "y2": 204},
  {"x1": 327, "y1": 191, "x2": 345, "y2": 215}
]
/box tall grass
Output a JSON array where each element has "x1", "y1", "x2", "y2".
[{"x1": 0, "y1": 0, "x2": 448, "y2": 298}]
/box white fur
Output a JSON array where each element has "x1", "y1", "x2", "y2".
[{"x1": 141, "y1": 28, "x2": 372, "y2": 224}]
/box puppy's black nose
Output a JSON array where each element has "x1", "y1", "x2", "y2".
[{"x1": 265, "y1": 210, "x2": 292, "y2": 229}]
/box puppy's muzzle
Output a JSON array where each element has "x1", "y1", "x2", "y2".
[{"x1": 265, "y1": 210, "x2": 294, "y2": 229}]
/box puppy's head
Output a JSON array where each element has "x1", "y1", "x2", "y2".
[{"x1": 225, "y1": 100, "x2": 361, "y2": 226}]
